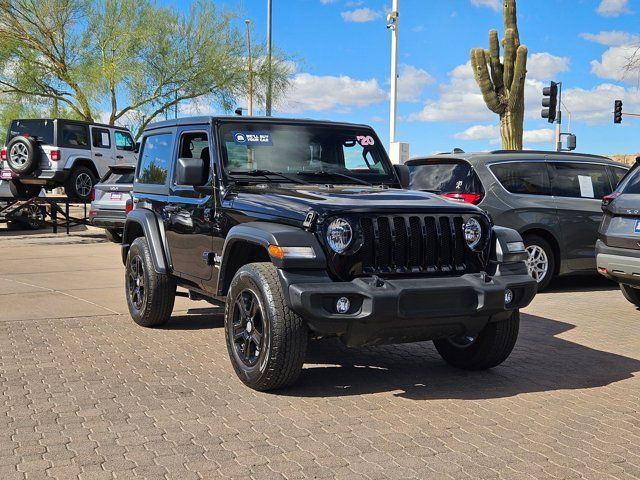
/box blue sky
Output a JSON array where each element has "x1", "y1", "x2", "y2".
[{"x1": 195, "y1": 0, "x2": 640, "y2": 156}]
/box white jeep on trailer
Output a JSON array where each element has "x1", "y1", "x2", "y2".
[{"x1": 1, "y1": 119, "x2": 137, "y2": 201}]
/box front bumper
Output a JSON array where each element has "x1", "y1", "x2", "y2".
[
  {"x1": 288, "y1": 272, "x2": 536, "y2": 346},
  {"x1": 596, "y1": 239, "x2": 640, "y2": 287}
]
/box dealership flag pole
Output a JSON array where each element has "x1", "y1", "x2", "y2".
[{"x1": 389, "y1": 0, "x2": 399, "y2": 145}]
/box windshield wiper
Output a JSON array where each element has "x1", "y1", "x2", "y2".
[
  {"x1": 296, "y1": 169, "x2": 373, "y2": 187},
  {"x1": 228, "y1": 169, "x2": 309, "y2": 185}
]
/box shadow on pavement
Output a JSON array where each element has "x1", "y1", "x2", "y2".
[
  {"x1": 544, "y1": 274, "x2": 617, "y2": 293},
  {"x1": 165, "y1": 307, "x2": 224, "y2": 330},
  {"x1": 279, "y1": 313, "x2": 640, "y2": 400}
]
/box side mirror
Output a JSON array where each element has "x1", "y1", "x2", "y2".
[
  {"x1": 176, "y1": 157, "x2": 206, "y2": 186},
  {"x1": 393, "y1": 164, "x2": 410, "y2": 189}
]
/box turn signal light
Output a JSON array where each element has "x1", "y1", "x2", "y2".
[
  {"x1": 0, "y1": 148, "x2": 6, "y2": 161},
  {"x1": 89, "y1": 189, "x2": 95, "y2": 202},
  {"x1": 50, "y1": 150, "x2": 61, "y2": 161},
  {"x1": 443, "y1": 192, "x2": 484, "y2": 205},
  {"x1": 267, "y1": 245, "x2": 316, "y2": 260},
  {"x1": 602, "y1": 192, "x2": 620, "y2": 206},
  {"x1": 125, "y1": 199, "x2": 134, "y2": 214}
]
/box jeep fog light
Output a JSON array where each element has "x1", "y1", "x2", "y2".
[
  {"x1": 267, "y1": 245, "x2": 316, "y2": 260},
  {"x1": 326, "y1": 218, "x2": 353, "y2": 253},
  {"x1": 504, "y1": 289, "x2": 514, "y2": 305},
  {"x1": 463, "y1": 218, "x2": 482, "y2": 250},
  {"x1": 336, "y1": 297, "x2": 350, "y2": 314}
]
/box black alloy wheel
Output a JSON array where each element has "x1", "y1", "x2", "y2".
[
  {"x1": 231, "y1": 289, "x2": 266, "y2": 367},
  {"x1": 127, "y1": 254, "x2": 146, "y2": 313}
]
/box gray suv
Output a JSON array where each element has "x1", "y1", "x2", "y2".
[{"x1": 406, "y1": 151, "x2": 628, "y2": 290}]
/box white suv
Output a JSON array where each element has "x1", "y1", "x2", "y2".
[{"x1": 1, "y1": 119, "x2": 137, "y2": 201}]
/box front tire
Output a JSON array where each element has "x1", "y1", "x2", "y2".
[
  {"x1": 125, "y1": 237, "x2": 176, "y2": 327},
  {"x1": 433, "y1": 310, "x2": 520, "y2": 370},
  {"x1": 64, "y1": 166, "x2": 96, "y2": 202},
  {"x1": 524, "y1": 234, "x2": 555, "y2": 291},
  {"x1": 225, "y1": 263, "x2": 307, "y2": 391},
  {"x1": 620, "y1": 284, "x2": 640, "y2": 308}
]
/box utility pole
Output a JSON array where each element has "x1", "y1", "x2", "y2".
[
  {"x1": 555, "y1": 82, "x2": 562, "y2": 152},
  {"x1": 265, "y1": 0, "x2": 273, "y2": 116},
  {"x1": 388, "y1": 0, "x2": 399, "y2": 144},
  {"x1": 245, "y1": 20, "x2": 253, "y2": 116}
]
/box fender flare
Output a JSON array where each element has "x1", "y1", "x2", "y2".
[
  {"x1": 216, "y1": 221, "x2": 327, "y2": 296},
  {"x1": 121, "y1": 208, "x2": 169, "y2": 274},
  {"x1": 63, "y1": 156, "x2": 98, "y2": 174}
]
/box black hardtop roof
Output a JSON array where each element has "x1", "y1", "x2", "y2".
[
  {"x1": 408, "y1": 149, "x2": 625, "y2": 167},
  {"x1": 11, "y1": 118, "x2": 131, "y2": 132},
  {"x1": 143, "y1": 115, "x2": 374, "y2": 132}
]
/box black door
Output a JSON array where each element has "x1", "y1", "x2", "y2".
[{"x1": 163, "y1": 127, "x2": 215, "y2": 281}]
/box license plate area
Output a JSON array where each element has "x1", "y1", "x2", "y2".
[
  {"x1": 109, "y1": 193, "x2": 122, "y2": 200},
  {"x1": 634, "y1": 219, "x2": 640, "y2": 234},
  {"x1": 0, "y1": 170, "x2": 12, "y2": 180}
]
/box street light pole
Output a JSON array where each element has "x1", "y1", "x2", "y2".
[
  {"x1": 265, "y1": 0, "x2": 273, "y2": 116},
  {"x1": 245, "y1": 20, "x2": 253, "y2": 116},
  {"x1": 388, "y1": 0, "x2": 399, "y2": 144},
  {"x1": 555, "y1": 82, "x2": 562, "y2": 152}
]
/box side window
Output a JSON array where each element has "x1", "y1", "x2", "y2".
[
  {"x1": 549, "y1": 162, "x2": 611, "y2": 199},
  {"x1": 490, "y1": 162, "x2": 551, "y2": 196},
  {"x1": 137, "y1": 133, "x2": 172, "y2": 185},
  {"x1": 611, "y1": 166, "x2": 628, "y2": 189},
  {"x1": 60, "y1": 123, "x2": 89, "y2": 149},
  {"x1": 115, "y1": 131, "x2": 135, "y2": 151},
  {"x1": 175, "y1": 131, "x2": 210, "y2": 185},
  {"x1": 92, "y1": 128, "x2": 111, "y2": 149}
]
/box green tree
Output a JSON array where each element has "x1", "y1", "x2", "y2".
[
  {"x1": 470, "y1": 0, "x2": 528, "y2": 150},
  {"x1": 0, "y1": 0, "x2": 290, "y2": 137}
]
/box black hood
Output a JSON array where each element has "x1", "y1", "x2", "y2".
[{"x1": 228, "y1": 184, "x2": 483, "y2": 224}]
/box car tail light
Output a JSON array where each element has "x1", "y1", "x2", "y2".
[
  {"x1": 89, "y1": 189, "x2": 95, "y2": 201},
  {"x1": 0, "y1": 148, "x2": 6, "y2": 161},
  {"x1": 443, "y1": 192, "x2": 484, "y2": 205},
  {"x1": 89, "y1": 210, "x2": 97, "y2": 217},
  {"x1": 50, "y1": 150, "x2": 61, "y2": 161},
  {"x1": 602, "y1": 191, "x2": 620, "y2": 206},
  {"x1": 125, "y1": 198, "x2": 133, "y2": 214}
]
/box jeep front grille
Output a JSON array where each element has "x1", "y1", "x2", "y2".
[{"x1": 360, "y1": 215, "x2": 468, "y2": 274}]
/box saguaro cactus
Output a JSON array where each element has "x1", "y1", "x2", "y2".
[{"x1": 471, "y1": 0, "x2": 528, "y2": 150}]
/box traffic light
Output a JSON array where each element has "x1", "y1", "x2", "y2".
[
  {"x1": 541, "y1": 82, "x2": 558, "y2": 123},
  {"x1": 614, "y1": 100, "x2": 623, "y2": 124}
]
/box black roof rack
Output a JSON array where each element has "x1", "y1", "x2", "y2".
[{"x1": 489, "y1": 149, "x2": 609, "y2": 160}]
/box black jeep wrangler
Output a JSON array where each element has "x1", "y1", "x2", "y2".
[{"x1": 122, "y1": 116, "x2": 537, "y2": 391}]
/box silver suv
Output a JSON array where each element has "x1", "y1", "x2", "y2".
[{"x1": 1, "y1": 119, "x2": 137, "y2": 201}]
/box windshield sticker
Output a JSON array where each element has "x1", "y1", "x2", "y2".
[
  {"x1": 356, "y1": 135, "x2": 375, "y2": 146},
  {"x1": 233, "y1": 131, "x2": 273, "y2": 146}
]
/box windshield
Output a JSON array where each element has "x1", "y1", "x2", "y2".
[
  {"x1": 407, "y1": 160, "x2": 483, "y2": 193},
  {"x1": 7, "y1": 119, "x2": 55, "y2": 145},
  {"x1": 218, "y1": 122, "x2": 395, "y2": 184}
]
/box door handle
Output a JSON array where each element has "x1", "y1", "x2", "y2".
[
  {"x1": 116, "y1": 155, "x2": 124, "y2": 159},
  {"x1": 95, "y1": 153, "x2": 103, "y2": 157}
]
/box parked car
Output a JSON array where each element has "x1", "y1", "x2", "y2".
[
  {"x1": 0, "y1": 180, "x2": 46, "y2": 230},
  {"x1": 405, "y1": 151, "x2": 628, "y2": 290},
  {"x1": 121, "y1": 116, "x2": 536, "y2": 391},
  {"x1": 596, "y1": 159, "x2": 640, "y2": 306},
  {"x1": 1, "y1": 118, "x2": 137, "y2": 201},
  {"x1": 90, "y1": 164, "x2": 135, "y2": 242}
]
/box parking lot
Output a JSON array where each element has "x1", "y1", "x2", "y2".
[{"x1": 0, "y1": 227, "x2": 639, "y2": 480}]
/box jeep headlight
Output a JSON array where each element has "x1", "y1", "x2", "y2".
[
  {"x1": 326, "y1": 218, "x2": 353, "y2": 254},
  {"x1": 463, "y1": 218, "x2": 483, "y2": 250}
]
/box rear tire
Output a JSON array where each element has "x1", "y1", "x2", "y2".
[
  {"x1": 105, "y1": 228, "x2": 122, "y2": 243},
  {"x1": 620, "y1": 284, "x2": 640, "y2": 308},
  {"x1": 225, "y1": 263, "x2": 307, "y2": 391},
  {"x1": 434, "y1": 310, "x2": 520, "y2": 370},
  {"x1": 125, "y1": 237, "x2": 176, "y2": 327},
  {"x1": 523, "y1": 234, "x2": 555, "y2": 291},
  {"x1": 64, "y1": 166, "x2": 96, "y2": 202}
]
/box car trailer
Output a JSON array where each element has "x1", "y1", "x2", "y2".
[{"x1": 0, "y1": 196, "x2": 91, "y2": 234}]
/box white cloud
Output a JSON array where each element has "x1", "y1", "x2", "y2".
[
  {"x1": 341, "y1": 8, "x2": 381, "y2": 22},
  {"x1": 470, "y1": 0, "x2": 500, "y2": 11},
  {"x1": 597, "y1": 0, "x2": 631, "y2": 16},
  {"x1": 523, "y1": 129, "x2": 554, "y2": 145},
  {"x1": 397, "y1": 64, "x2": 435, "y2": 102},
  {"x1": 527, "y1": 53, "x2": 570, "y2": 80},
  {"x1": 277, "y1": 73, "x2": 386, "y2": 113},
  {"x1": 453, "y1": 124, "x2": 499, "y2": 141},
  {"x1": 590, "y1": 45, "x2": 638, "y2": 82},
  {"x1": 320, "y1": 0, "x2": 337, "y2": 4},
  {"x1": 580, "y1": 30, "x2": 640, "y2": 47}
]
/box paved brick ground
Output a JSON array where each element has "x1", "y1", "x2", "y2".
[{"x1": 0, "y1": 229, "x2": 639, "y2": 479}]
